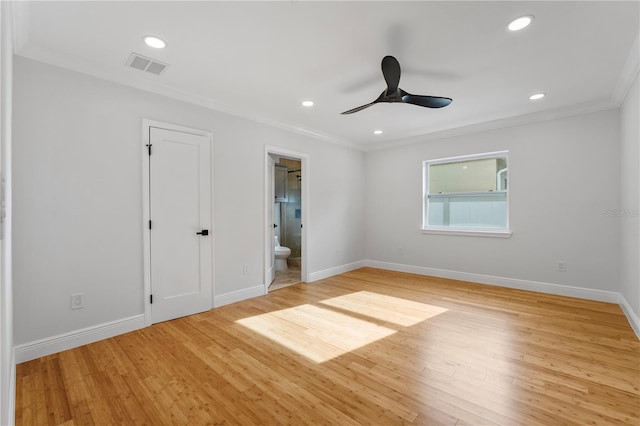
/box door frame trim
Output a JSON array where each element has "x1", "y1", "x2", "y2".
[
  {"x1": 264, "y1": 146, "x2": 309, "y2": 292},
  {"x1": 142, "y1": 119, "x2": 214, "y2": 326}
]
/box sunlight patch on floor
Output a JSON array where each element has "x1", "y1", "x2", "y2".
[
  {"x1": 320, "y1": 291, "x2": 449, "y2": 326},
  {"x1": 236, "y1": 304, "x2": 396, "y2": 363}
]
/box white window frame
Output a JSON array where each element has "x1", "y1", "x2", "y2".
[{"x1": 422, "y1": 151, "x2": 512, "y2": 238}]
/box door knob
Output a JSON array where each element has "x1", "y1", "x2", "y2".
[{"x1": 196, "y1": 229, "x2": 209, "y2": 236}]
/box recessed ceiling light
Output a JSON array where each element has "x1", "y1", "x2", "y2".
[
  {"x1": 508, "y1": 15, "x2": 534, "y2": 32},
  {"x1": 529, "y1": 93, "x2": 545, "y2": 100},
  {"x1": 373, "y1": 130, "x2": 383, "y2": 135},
  {"x1": 301, "y1": 100, "x2": 314, "y2": 107},
  {"x1": 144, "y1": 36, "x2": 166, "y2": 49}
]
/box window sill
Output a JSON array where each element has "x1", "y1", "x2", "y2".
[{"x1": 421, "y1": 228, "x2": 512, "y2": 238}]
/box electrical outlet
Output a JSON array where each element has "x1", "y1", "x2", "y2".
[
  {"x1": 398, "y1": 248, "x2": 404, "y2": 256},
  {"x1": 242, "y1": 265, "x2": 249, "y2": 275},
  {"x1": 71, "y1": 293, "x2": 83, "y2": 310},
  {"x1": 557, "y1": 261, "x2": 566, "y2": 272}
]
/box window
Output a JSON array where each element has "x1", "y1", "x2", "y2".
[{"x1": 423, "y1": 151, "x2": 510, "y2": 236}]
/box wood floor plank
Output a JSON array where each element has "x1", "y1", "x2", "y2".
[{"x1": 16, "y1": 268, "x2": 640, "y2": 425}]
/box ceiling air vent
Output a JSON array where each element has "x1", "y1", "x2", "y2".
[{"x1": 125, "y1": 52, "x2": 168, "y2": 75}]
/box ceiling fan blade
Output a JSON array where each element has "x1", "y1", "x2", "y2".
[
  {"x1": 401, "y1": 91, "x2": 452, "y2": 108},
  {"x1": 341, "y1": 91, "x2": 386, "y2": 114},
  {"x1": 340, "y1": 101, "x2": 377, "y2": 115},
  {"x1": 381, "y1": 55, "x2": 401, "y2": 94}
]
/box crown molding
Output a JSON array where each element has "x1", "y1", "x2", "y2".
[
  {"x1": 612, "y1": 32, "x2": 640, "y2": 106},
  {"x1": 365, "y1": 98, "x2": 620, "y2": 152},
  {"x1": 15, "y1": 44, "x2": 363, "y2": 152},
  {"x1": 13, "y1": 26, "x2": 637, "y2": 155}
]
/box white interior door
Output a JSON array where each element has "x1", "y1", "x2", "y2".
[
  {"x1": 265, "y1": 155, "x2": 275, "y2": 287},
  {"x1": 149, "y1": 127, "x2": 212, "y2": 323}
]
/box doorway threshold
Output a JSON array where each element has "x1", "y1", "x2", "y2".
[{"x1": 269, "y1": 263, "x2": 302, "y2": 292}]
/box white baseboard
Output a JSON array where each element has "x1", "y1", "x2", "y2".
[
  {"x1": 14, "y1": 314, "x2": 146, "y2": 364},
  {"x1": 11, "y1": 263, "x2": 638, "y2": 369},
  {"x1": 618, "y1": 293, "x2": 640, "y2": 339},
  {"x1": 364, "y1": 260, "x2": 620, "y2": 303},
  {"x1": 214, "y1": 262, "x2": 366, "y2": 306},
  {"x1": 214, "y1": 285, "x2": 265, "y2": 308},
  {"x1": 308, "y1": 260, "x2": 366, "y2": 282},
  {"x1": 364, "y1": 260, "x2": 639, "y2": 340}
]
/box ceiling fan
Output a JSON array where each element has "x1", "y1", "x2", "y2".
[{"x1": 341, "y1": 56, "x2": 452, "y2": 115}]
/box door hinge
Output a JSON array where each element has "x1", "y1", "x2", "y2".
[
  {"x1": 149, "y1": 220, "x2": 152, "y2": 230},
  {"x1": 146, "y1": 144, "x2": 152, "y2": 155},
  {"x1": 150, "y1": 294, "x2": 153, "y2": 304}
]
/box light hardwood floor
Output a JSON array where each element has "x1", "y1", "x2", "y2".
[{"x1": 16, "y1": 268, "x2": 640, "y2": 425}]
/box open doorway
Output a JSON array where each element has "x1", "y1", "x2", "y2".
[{"x1": 264, "y1": 146, "x2": 308, "y2": 293}]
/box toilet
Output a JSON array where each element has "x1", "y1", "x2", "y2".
[{"x1": 274, "y1": 236, "x2": 291, "y2": 271}]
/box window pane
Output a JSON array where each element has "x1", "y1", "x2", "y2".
[
  {"x1": 428, "y1": 193, "x2": 507, "y2": 229},
  {"x1": 427, "y1": 197, "x2": 445, "y2": 226},
  {"x1": 429, "y1": 157, "x2": 507, "y2": 194},
  {"x1": 424, "y1": 152, "x2": 509, "y2": 232}
]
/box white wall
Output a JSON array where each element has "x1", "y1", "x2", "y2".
[
  {"x1": 620, "y1": 73, "x2": 639, "y2": 325},
  {"x1": 365, "y1": 110, "x2": 621, "y2": 294},
  {"x1": 0, "y1": 2, "x2": 14, "y2": 424},
  {"x1": 10, "y1": 49, "x2": 636, "y2": 369},
  {"x1": 12, "y1": 57, "x2": 365, "y2": 346}
]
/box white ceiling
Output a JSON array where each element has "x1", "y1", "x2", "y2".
[{"x1": 13, "y1": 1, "x2": 640, "y2": 150}]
